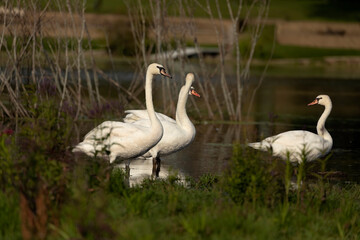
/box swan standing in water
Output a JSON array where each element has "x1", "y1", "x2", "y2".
[
  {"x1": 72, "y1": 63, "x2": 172, "y2": 163},
  {"x1": 248, "y1": 95, "x2": 333, "y2": 164},
  {"x1": 123, "y1": 73, "x2": 200, "y2": 175}
]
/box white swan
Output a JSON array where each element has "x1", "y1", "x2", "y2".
[
  {"x1": 123, "y1": 73, "x2": 200, "y2": 171},
  {"x1": 72, "y1": 63, "x2": 172, "y2": 163},
  {"x1": 248, "y1": 95, "x2": 333, "y2": 164}
]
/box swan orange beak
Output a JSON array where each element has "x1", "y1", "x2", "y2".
[
  {"x1": 308, "y1": 99, "x2": 318, "y2": 106},
  {"x1": 190, "y1": 89, "x2": 200, "y2": 97},
  {"x1": 160, "y1": 69, "x2": 172, "y2": 78}
]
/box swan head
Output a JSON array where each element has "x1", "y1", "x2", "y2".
[
  {"x1": 185, "y1": 73, "x2": 195, "y2": 84},
  {"x1": 308, "y1": 94, "x2": 332, "y2": 107},
  {"x1": 185, "y1": 73, "x2": 200, "y2": 97},
  {"x1": 148, "y1": 63, "x2": 172, "y2": 78},
  {"x1": 189, "y1": 86, "x2": 200, "y2": 97}
]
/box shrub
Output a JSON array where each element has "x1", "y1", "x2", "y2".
[
  {"x1": 222, "y1": 145, "x2": 283, "y2": 205},
  {"x1": 0, "y1": 98, "x2": 73, "y2": 240}
]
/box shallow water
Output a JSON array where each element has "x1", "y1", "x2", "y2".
[
  {"x1": 113, "y1": 74, "x2": 360, "y2": 183},
  {"x1": 64, "y1": 62, "x2": 360, "y2": 184}
]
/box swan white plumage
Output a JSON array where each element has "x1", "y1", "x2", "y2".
[
  {"x1": 248, "y1": 95, "x2": 333, "y2": 164},
  {"x1": 123, "y1": 73, "x2": 200, "y2": 170},
  {"x1": 72, "y1": 63, "x2": 172, "y2": 163}
]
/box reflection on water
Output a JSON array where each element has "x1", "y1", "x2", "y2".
[
  {"x1": 112, "y1": 119, "x2": 360, "y2": 184},
  {"x1": 162, "y1": 122, "x2": 360, "y2": 182},
  {"x1": 130, "y1": 76, "x2": 360, "y2": 183},
  {"x1": 116, "y1": 159, "x2": 186, "y2": 187}
]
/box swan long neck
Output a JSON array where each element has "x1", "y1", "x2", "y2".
[
  {"x1": 175, "y1": 84, "x2": 193, "y2": 132},
  {"x1": 317, "y1": 102, "x2": 332, "y2": 142},
  {"x1": 145, "y1": 70, "x2": 161, "y2": 129}
]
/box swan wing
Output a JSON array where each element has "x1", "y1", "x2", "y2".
[
  {"x1": 268, "y1": 130, "x2": 319, "y2": 146},
  {"x1": 124, "y1": 110, "x2": 176, "y2": 124},
  {"x1": 83, "y1": 121, "x2": 148, "y2": 141},
  {"x1": 266, "y1": 130, "x2": 330, "y2": 161},
  {"x1": 133, "y1": 117, "x2": 195, "y2": 157}
]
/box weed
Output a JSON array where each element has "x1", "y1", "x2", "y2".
[
  {"x1": 0, "y1": 97, "x2": 73, "y2": 240},
  {"x1": 222, "y1": 145, "x2": 283, "y2": 206}
]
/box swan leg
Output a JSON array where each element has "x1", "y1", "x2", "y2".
[
  {"x1": 123, "y1": 159, "x2": 131, "y2": 187},
  {"x1": 155, "y1": 157, "x2": 161, "y2": 177},
  {"x1": 125, "y1": 159, "x2": 130, "y2": 177},
  {"x1": 152, "y1": 157, "x2": 161, "y2": 178}
]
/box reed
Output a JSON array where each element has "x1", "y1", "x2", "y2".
[
  {"x1": 123, "y1": 0, "x2": 271, "y2": 121},
  {"x1": 0, "y1": 0, "x2": 132, "y2": 120}
]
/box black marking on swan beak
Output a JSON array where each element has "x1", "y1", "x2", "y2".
[{"x1": 157, "y1": 66, "x2": 172, "y2": 78}]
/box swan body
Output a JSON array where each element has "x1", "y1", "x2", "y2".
[
  {"x1": 123, "y1": 73, "x2": 200, "y2": 160},
  {"x1": 72, "y1": 63, "x2": 172, "y2": 163},
  {"x1": 248, "y1": 95, "x2": 333, "y2": 164}
]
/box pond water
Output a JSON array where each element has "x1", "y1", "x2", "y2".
[{"x1": 85, "y1": 66, "x2": 360, "y2": 184}]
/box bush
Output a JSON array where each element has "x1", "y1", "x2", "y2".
[
  {"x1": 0, "y1": 98, "x2": 73, "y2": 240},
  {"x1": 222, "y1": 145, "x2": 283, "y2": 205}
]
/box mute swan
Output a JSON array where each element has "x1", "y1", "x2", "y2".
[
  {"x1": 123, "y1": 73, "x2": 200, "y2": 174},
  {"x1": 248, "y1": 95, "x2": 333, "y2": 164},
  {"x1": 72, "y1": 63, "x2": 172, "y2": 163}
]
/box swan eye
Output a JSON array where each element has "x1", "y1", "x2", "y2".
[
  {"x1": 316, "y1": 97, "x2": 322, "y2": 101},
  {"x1": 157, "y1": 66, "x2": 165, "y2": 72},
  {"x1": 188, "y1": 87, "x2": 194, "y2": 95},
  {"x1": 157, "y1": 66, "x2": 172, "y2": 78}
]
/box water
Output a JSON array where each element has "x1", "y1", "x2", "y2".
[
  {"x1": 65, "y1": 62, "x2": 360, "y2": 184},
  {"x1": 110, "y1": 73, "x2": 360, "y2": 184}
]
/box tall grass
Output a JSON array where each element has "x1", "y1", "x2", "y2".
[{"x1": 0, "y1": 0, "x2": 132, "y2": 120}]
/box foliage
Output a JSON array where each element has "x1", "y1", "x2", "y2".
[
  {"x1": 53, "y1": 156, "x2": 360, "y2": 239},
  {"x1": 0, "y1": 97, "x2": 74, "y2": 239},
  {"x1": 1, "y1": 144, "x2": 360, "y2": 239},
  {"x1": 107, "y1": 26, "x2": 138, "y2": 56},
  {"x1": 85, "y1": 0, "x2": 360, "y2": 22},
  {"x1": 222, "y1": 145, "x2": 283, "y2": 205},
  {"x1": 0, "y1": 191, "x2": 21, "y2": 240}
]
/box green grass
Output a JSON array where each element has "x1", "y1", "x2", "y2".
[
  {"x1": 83, "y1": 0, "x2": 360, "y2": 22},
  {"x1": 271, "y1": 45, "x2": 360, "y2": 59},
  {"x1": 268, "y1": 0, "x2": 320, "y2": 21},
  {"x1": 1, "y1": 141, "x2": 360, "y2": 239},
  {"x1": 0, "y1": 191, "x2": 20, "y2": 240},
  {"x1": 52, "y1": 167, "x2": 360, "y2": 239},
  {"x1": 84, "y1": 0, "x2": 246, "y2": 18},
  {"x1": 86, "y1": 0, "x2": 128, "y2": 14}
]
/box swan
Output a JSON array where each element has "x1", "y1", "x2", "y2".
[
  {"x1": 123, "y1": 73, "x2": 200, "y2": 173},
  {"x1": 248, "y1": 95, "x2": 333, "y2": 164},
  {"x1": 72, "y1": 63, "x2": 172, "y2": 163}
]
